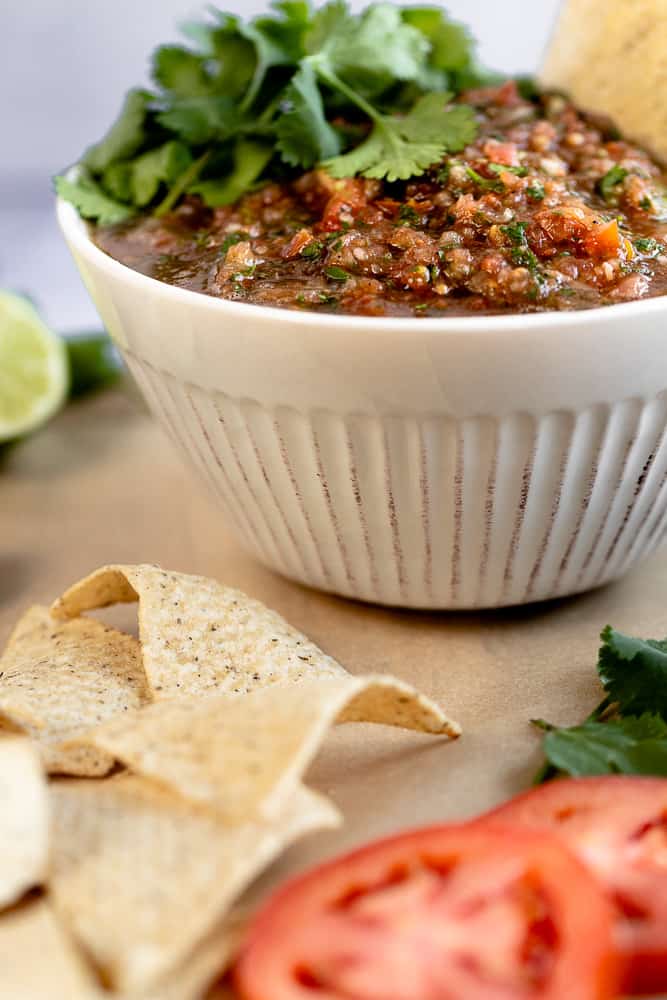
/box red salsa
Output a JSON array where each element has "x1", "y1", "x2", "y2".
[{"x1": 94, "y1": 82, "x2": 667, "y2": 318}]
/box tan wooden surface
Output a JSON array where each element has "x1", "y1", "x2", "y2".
[{"x1": 4, "y1": 381, "x2": 667, "y2": 996}]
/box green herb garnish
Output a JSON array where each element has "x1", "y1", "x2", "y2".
[
  {"x1": 534, "y1": 626, "x2": 667, "y2": 781},
  {"x1": 300, "y1": 240, "x2": 324, "y2": 258},
  {"x1": 597, "y1": 165, "x2": 629, "y2": 203},
  {"x1": 325, "y1": 265, "x2": 349, "y2": 281},
  {"x1": 398, "y1": 204, "x2": 420, "y2": 226},
  {"x1": 501, "y1": 220, "x2": 528, "y2": 243},
  {"x1": 634, "y1": 237, "x2": 663, "y2": 257},
  {"x1": 465, "y1": 166, "x2": 504, "y2": 192},
  {"x1": 526, "y1": 183, "x2": 545, "y2": 201},
  {"x1": 56, "y1": 1, "x2": 484, "y2": 222},
  {"x1": 499, "y1": 220, "x2": 545, "y2": 281},
  {"x1": 220, "y1": 231, "x2": 250, "y2": 253},
  {"x1": 488, "y1": 162, "x2": 528, "y2": 178}
]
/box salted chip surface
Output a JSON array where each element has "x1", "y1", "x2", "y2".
[
  {"x1": 0, "y1": 899, "x2": 97, "y2": 1000},
  {"x1": 0, "y1": 897, "x2": 243, "y2": 1000},
  {"x1": 52, "y1": 564, "x2": 347, "y2": 698},
  {"x1": 0, "y1": 738, "x2": 49, "y2": 908},
  {"x1": 540, "y1": 0, "x2": 667, "y2": 161},
  {"x1": 50, "y1": 774, "x2": 340, "y2": 993},
  {"x1": 134, "y1": 913, "x2": 246, "y2": 1000},
  {"x1": 0, "y1": 606, "x2": 149, "y2": 775},
  {"x1": 69, "y1": 675, "x2": 459, "y2": 822}
]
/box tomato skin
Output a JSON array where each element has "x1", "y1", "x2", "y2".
[
  {"x1": 234, "y1": 823, "x2": 619, "y2": 1000},
  {"x1": 483, "y1": 776, "x2": 667, "y2": 995}
]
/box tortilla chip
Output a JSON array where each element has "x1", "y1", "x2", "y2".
[
  {"x1": 50, "y1": 774, "x2": 339, "y2": 993},
  {"x1": 0, "y1": 898, "x2": 97, "y2": 1000},
  {"x1": 540, "y1": 0, "x2": 667, "y2": 161},
  {"x1": 0, "y1": 738, "x2": 49, "y2": 909},
  {"x1": 0, "y1": 606, "x2": 149, "y2": 775},
  {"x1": 0, "y1": 897, "x2": 243, "y2": 1000},
  {"x1": 134, "y1": 913, "x2": 245, "y2": 1000},
  {"x1": 68, "y1": 675, "x2": 459, "y2": 822},
  {"x1": 52, "y1": 565, "x2": 350, "y2": 698}
]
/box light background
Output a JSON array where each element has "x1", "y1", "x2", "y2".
[{"x1": 0, "y1": 0, "x2": 561, "y2": 329}]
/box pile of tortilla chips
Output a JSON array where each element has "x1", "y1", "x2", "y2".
[{"x1": 0, "y1": 564, "x2": 459, "y2": 998}]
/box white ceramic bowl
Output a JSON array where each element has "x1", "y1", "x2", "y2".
[{"x1": 58, "y1": 199, "x2": 667, "y2": 609}]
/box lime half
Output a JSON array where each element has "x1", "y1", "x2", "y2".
[{"x1": 0, "y1": 292, "x2": 69, "y2": 443}]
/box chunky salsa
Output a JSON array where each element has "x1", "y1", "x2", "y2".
[{"x1": 94, "y1": 82, "x2": 667, "y2": 318}]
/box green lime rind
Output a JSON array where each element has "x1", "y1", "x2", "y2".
[{"x1": 0, "y1": 292, "x2": 69, "y2": 443}]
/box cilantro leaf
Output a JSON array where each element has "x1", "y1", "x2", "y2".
[
  {"x1": 204, "y1": 19, "x2": 257, "y2": 99},
  {"x1": 101, "y1": 162, "x2": 133, "y2": 202},
  {"x1": 539, "y1": 714, "x2": 667, "y2": 778},
  {"x1": 488, "y1": 162, "x2": 528, "y2": 177},
  {"x1": 399, "y1": 93, "x2": 475, "y2": 144},
  {"x1": 402, "y1": 7, "x2": 472, "y2": 71},
  {"x1": 190, "y1": 139, "x2": 273, "y2": 207},
  {"x1": 465, "y1": 166, "x2": 504, "y2": 191},
  {"x1": 83, "y1": 89, "x2": 152, "y2": 173},
  {"x1": 276, "y1": 63, "x2": 342, "y2": 168},
  {"x1": 59, "y1": 1, "x2": 488, "y2": 220},
  {"x1": 309, "y1": 2, "x2": 428, "y2": 98},
  {"x1": 325, "y1": 92, "x2": 476, "y2": 181},
  {"x1": 597, "y1": 165, "x2": 628, "y2": 203},
  {"x1": 130, "y1": 141, "x2": 193, "y2": 206},
  {"x1": 54, "y1": 173, "x2": 134, "y2": 226},
  {"x1": 152, "y1": 46, "x2": 211, "y2": 98},
  {"x1": 597, "y1": 625, "x2": 667, "y2": 717},
  {"x1": 324, "y1": 124, "x2": 439, "y2": 181},
  {"x1": 226, "y1": 12, "x2": 297, "y2": 111},
  {"x1": 634, "y1": 237, "x2": 664, "y2": 257},
  {"x1": 156, "y1": 96, "x2": 240, "y2": 145},
  {"x1": 254, "y1": 1, "x2": 310, "y2": 62}
]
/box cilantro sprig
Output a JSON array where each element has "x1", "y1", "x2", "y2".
[
  {"x1": 55, "y1": 1, "x2": 488, "y2": 223},
  {"x1": 534, "y1": 626, "x2": 667, "y2": 781}
]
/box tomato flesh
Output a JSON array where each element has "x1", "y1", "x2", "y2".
[
  {"x1": 234, "y1": 824, "x2": 618, "y2": 1000},
  {"x1": 484, "y1": 775, "x2": 667, "y2": 994}
]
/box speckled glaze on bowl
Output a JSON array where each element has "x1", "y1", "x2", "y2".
[{"x1": 58, "y1": 198, "x2": 667, "y2": 609}]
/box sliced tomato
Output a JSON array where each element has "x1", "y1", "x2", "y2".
[
  {"x1": 484, "y1": 776, "x2": 667, "y2": 994},
  {"x1": 234, "y1": 823, "x2": 618, "y2": 1000}
]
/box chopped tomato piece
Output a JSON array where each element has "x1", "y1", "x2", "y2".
[
  {"x1": 234, "y1": 824, "x2": 619, "y2": 1000},
  {"x1": 483, "y1": 776, "x2": 667, "y2": 994},
  {"x1": 281, "y1": 229, "x2": 315, "y2": 260},
  {"x1": 585, "y1": 218, "x2": 621, "y2": 258},
  {"x1": 484, "y1": 139, "x2": 520, "y2": 166},
  {"x1": 316, "y1": 178, "x2": 370, "y2": 232}
]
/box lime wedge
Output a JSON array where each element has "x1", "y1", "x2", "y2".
[{"x1": 0, "y1": 292, "x2": 69, "y2": 443}]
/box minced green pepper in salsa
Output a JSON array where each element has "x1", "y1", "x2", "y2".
[{"x1": 94, "y1": 83, "x2": 667, "y2": 318}]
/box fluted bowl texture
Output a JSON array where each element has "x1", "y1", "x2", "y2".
[{"x1": 58, "y1": 199, "x2": 667, "y2": 608}]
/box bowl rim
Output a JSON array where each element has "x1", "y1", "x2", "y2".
[{"x1": 57, "y1": 196, "x2": 667, "y2": 336}]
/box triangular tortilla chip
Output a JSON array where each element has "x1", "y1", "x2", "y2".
[
  {"x1": 0, "y1": 898, "x2": 244, "y2": 1000},
  {"x1": 68, "y1": 675, "x2": 459, "y2": 822},
  {"x1": 134, "y1": 913, "x2": 245, "y2": 1000},
  {"x1": 0, "y1": 738, "x2": 49, "y2": 908},
  {"x1": 51, "y1": 565, "x2": 346, "y2": 698},
  {"x1": 0, "y1": 606, "x2": 149, "y2": 775},
  {"x1": 0, "y1": 898, "x2": 97, "y2": 1000},
  {"x1": 49, "y1": 774, "x2": 339, "y2": 993},
  {"x1": 540, "y1": 0, "x2": 667, "y2": 161}
]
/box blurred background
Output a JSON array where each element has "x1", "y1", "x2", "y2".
[{"x1": 1, "y1": 0, "x2": 560, "y2": 332}]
